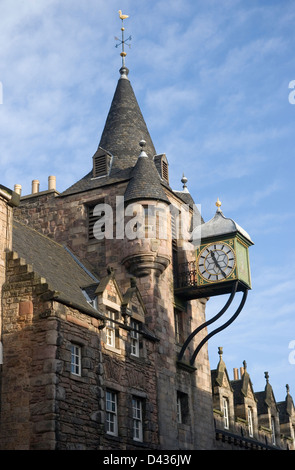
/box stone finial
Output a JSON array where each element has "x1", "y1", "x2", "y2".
[
  {"x1": 243, "y1": 360, "x2": 247, "y2": 370},
  {"x1": 286, "y1": 384, "x2": 290, "y2": 394},
  {"x1": 218, "y1": 346, "x2": 223, "y2": 357},
  {"x1": 181, "y1": 174, "x2": 188, "y2": 192},
  {"x1": 139, "y1": 140, "x2": 148, "y2": 157},
  {"x1": 264, "y1": 371, "x2": 269, "y2": 383}
]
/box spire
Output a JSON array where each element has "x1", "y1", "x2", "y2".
[
  {"x1": 98, "y1": 75, "x2": 156, "y2": 171},
  {"x1": 61, "y1": 11, "x2": 157, "y2": 196},
  {"x1": 99, "y1": 11, "x2": 156, "y2": 169}
]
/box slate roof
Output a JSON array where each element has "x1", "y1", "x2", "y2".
[
  {"x1": 124, "y1": 146, "x2": 170, "y2": 204},
  {"x1": 62, "y1": 68, "x2": 157, "y2": 197},
  {"x1": 99, "y1": 68, "x2": 156, "y2": 168},
  {"x1": 231, "y1": 370, "x2": 256, "y2": 406},
  {"x1": 12, "y1": 220, "x2": 103, "y2": 318},
  {"x1": 191, "y1": 206, "x2": 253, "y2": 244},
  {"x1": 255, "y1": 377, "x2": 277, "y2": 415}
]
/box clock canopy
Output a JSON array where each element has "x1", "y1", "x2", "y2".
[{"x1": 192, "y1": 199, "x2": 253, "y2": 247}]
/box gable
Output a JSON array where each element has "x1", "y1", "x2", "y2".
[
  {"x1": 95, "y1": 269, "x2": 123, "y2": 311},
  {"x1": 121, "y1": 279, "x2": 147, "y2": 322}
]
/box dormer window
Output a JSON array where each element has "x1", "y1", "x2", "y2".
[
  {"x1": 154, "y1": 154, "x2": 169, "y2": 183},
  {"x1": 92, "y1": 147, "x2": 112, "y2": 178}
]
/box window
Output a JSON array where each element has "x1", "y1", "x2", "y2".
[
  {"x1": 106, "y1": 390, "x2": 118, "y2": 436},
  {"x1": 132, "y1": 397, "x2": 143, "y2": 442},
  {"x1": 248, "y1": 407, "x2": 254, "y2": 437},
  {"x1": 174, "y1": 309, "x2": 184, "y2": 344},
  {"x1": 176, "y1": 395, "x2": 182, "y2": 424},
  {"x1": 71, "y1": 344, "x2": 81, "y2": 376},
  {"x1": 88, "y1": 202, "x2": 105, "y2": 241},
  {"x1": 141, "y1": 204, "x2": 154, "y2": 238},
  {"x1": 130, "y1": 320, "x2": 140, "y2": 357},
  {"x1": 106, "y1": 310, "x2": 117, "y2": 348},
  {"x1": 271, "y1": 417, "x2": 276, "y2": 445},
  {"x1": 222, "y1": 397, "x2": 229, "y2": 429},
  {"x1": 176, "y1": 392, "x2": 189, "y2": 425}
]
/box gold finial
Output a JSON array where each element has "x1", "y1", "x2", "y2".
[{"x1": 215, "y1": 197, "x2": 222, "y2": 209}]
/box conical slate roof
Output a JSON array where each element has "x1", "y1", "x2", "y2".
[
  {"x1": 62, "y1": 67, "x2": 157, "y2": 196},
  {"x1": 99, "y1": 66, "x2": 156, "y2": 169},
  {"x1": 124, "y1": 141, "x2": 169, "y2": 204}
]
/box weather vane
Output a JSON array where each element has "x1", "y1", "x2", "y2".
[{"x1": 115, "y1": 10, "x2": 131, "y2": 68}]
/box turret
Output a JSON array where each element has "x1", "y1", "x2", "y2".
[{"x1": 122, "y1": 141, "x2": 171, "y2": 277}]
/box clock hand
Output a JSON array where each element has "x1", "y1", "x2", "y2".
[{"x1": 210, "y1": 251, "x2": 227, "y2": 278}]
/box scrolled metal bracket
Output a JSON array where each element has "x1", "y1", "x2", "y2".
[{"x1": 178, "y1": 281, "x2": 248, "y2": 366}]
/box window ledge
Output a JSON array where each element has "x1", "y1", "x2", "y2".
[{"x1": 105, "y1": 344, "x2": 122, "y2": 355}]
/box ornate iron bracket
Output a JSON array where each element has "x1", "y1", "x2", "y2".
[{"x1": 178, "y1": 281, "x2": 248, "y2": 366}]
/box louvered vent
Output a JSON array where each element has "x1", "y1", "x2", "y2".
[
  {"x1": 88, "y1": 203, "x2": 105, "y2": 241},
  {"x1": 162, "y1": 160, "x2": 169, "y2": 182},
  {"x1": 93, "y1": 154, "x2": 107, "y2": 177}
]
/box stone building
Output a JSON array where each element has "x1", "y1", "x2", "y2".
[{"x1": 0, "y1": 53, "x2": 294, "y2": 450}]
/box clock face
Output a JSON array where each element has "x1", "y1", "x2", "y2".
[{"x1": 197, "y1": 242, "x2": 236, "y2": 282}]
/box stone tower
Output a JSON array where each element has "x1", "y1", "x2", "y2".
[{"x1": 13, "y1": 60, "x2": 215, "y2": 448}]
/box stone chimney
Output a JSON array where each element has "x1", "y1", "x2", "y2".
[
  {"x1": 48, "y1": 176, "x2": 56, "y2": 191},
  {"x1": 32, "y1": 180, "x2": 40, "y2": 194}
]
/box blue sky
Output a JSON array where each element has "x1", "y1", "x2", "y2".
[{"x1": 0, "y1": 0, "x2": 295, "y2": 402}]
